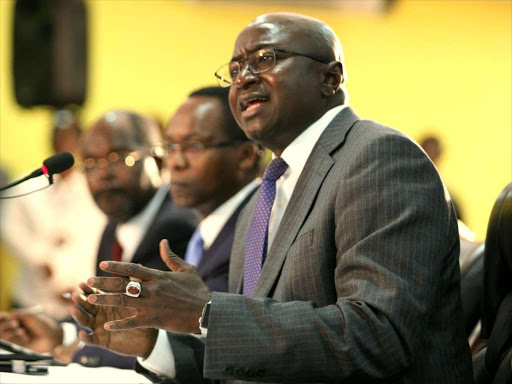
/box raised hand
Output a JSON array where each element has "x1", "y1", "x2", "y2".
[
  {"x1": 0, "y1": 307, "x2": 63, "y2": 353},
  {"x1": 71, "y1": 282, "x2": 158, "y2": 359},
  {"x1": 85, "y1": 239, "x2": 212, "y2": 334}
]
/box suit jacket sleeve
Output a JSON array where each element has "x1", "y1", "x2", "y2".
[{"x1": 201, "y1": 128, "x2": 465, "y2": 382}]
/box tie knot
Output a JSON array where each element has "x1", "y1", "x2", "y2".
[{"x1": 263, "y1": 157, "x2": 288, "y2": 182}]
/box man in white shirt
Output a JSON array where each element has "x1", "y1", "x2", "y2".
[
  {"x1": 75, "y1": 13, "x2": 472, "y2": 383},
  {"x1": 0, "y1": 110, "x2": 105, "y2": 320}
]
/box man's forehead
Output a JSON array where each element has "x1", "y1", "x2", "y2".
[
  {"x1": 233, "y1": 21, "x2": 289, "y2": 56},
  {"x1": 84, "y1": 123, "x2": 138, "y2": 152},
  {"x1": 167, "y1": 98, "x2": 222, "y2": 140}
]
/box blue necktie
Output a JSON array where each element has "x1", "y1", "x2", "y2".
[
  {"x1": 184, "y1": 228, "x2": 204, "y2": 267},
  {"x1": 243, "y1": 157, "x2": 288, "y2": 296}
]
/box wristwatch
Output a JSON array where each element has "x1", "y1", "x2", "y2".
[{"x1": 199, "y1": 300, "x2": 211, "y2": 337}]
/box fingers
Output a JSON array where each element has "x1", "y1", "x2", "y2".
[
  {"x1": 77, "y1": 329, "x2": 95, "y2": 345},
  {"x1": 86, "y1": 277, "x2": 128, "y2": 293},
  {"x1": 71, "y1": 286, "x2": 98, "y2": 317},
  {"x1": 0, "y1": 313, "x2": 29, "y2": 345},
  {"x1": 104, "y1": 315, "x2": 152, "y2": 331},
  {"x1": 87, "y1": 293, "x2": 139, "y2": 309},
  {"x1": 78, "y1": 282, "x2": 95, "y2": 295},
  {"x1": 160, "y1": 239, "x2": 194, "y2": 273},
  {"x1": 98, "y1": 261, "x2": 160, "y2": 281},
  {"x1": 0, "y1": 319, "x2": 29, "y2": 344},
  {"x1": 70, "y1": 305, "x2": 94, "y2": 330}
]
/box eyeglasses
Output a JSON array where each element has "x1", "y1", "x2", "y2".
[
  {"x1": 214, "y1": 47, "x2": 330, "y2": 88},
  {"x1": 82, "y1": 150, "x2": 145, "y2": 174},
  {"x1": 155, "y1": 139, "x2": 246, "y2": 159}
]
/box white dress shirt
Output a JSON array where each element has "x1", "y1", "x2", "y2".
[{"x1": 140, "y1": 105, "x2": 346, "y2": 379}]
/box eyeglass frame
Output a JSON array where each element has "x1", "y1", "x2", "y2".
[
  {"x1": 214, "y1": 47, "x2": 332, "y2": 87},
  {"x1": 154, "y1": 139, "x2": 248, "y2": 159},
  {"x1": 81, "y1": 150, "x2": 147, "y2": 175}
]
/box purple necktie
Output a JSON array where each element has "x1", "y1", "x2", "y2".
[{"x1": 243, "y1": 157, "x2": 288, "y2": 296}]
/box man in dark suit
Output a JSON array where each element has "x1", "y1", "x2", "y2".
[
  {"x1": 0, "y1": 91, "x2": 261, "y2": 367},
  {"x1": 74, "y1": 13, "x2": 472, "y2": 383},
  {"x1": 71, "y1": 110, "x2": 198, "y2": 367},
  {"x1": 0, "y1": 110, "x2": 198, "y2": 367},
  {"x1": 82, "y1": 110, "x2": 197, "y2": 276},
  {"x1": 165, "y1": 87, "x2": 261, "y2": 293}
]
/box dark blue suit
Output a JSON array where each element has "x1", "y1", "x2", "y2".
[
  {"x1": 196, "y1": 188, "x2": 257, "y2": 293},
  {"x1": 73, "y1": 192, "x2": 198, "y2": 368}
]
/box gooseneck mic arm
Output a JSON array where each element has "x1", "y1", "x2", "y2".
[{"x1": 0, "y1": 152, "x2": 75, "y2": 192}]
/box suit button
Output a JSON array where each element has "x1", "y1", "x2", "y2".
[
  {"x1": 224, "y1": 366, "x2": 234, "y2": 375},
  {"x1": 79, "y1": 355, "x2": 101, "y2": 367},
  {"x1": 234, "y1": 367, "x2": 244, "y2": 377},
  {"x1": 245, "y1": 368, "x2": 255, "y2": 377},
  {"x1": 256, "y1": 368, "x2": 265, "y2": 377}
]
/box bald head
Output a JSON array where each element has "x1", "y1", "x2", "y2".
[
  {"x1": 85, "y1": 110, "x2": 162, "y2": 150},
  {"x1": 82, "y1": 110, "x2": 163, "y2": 223},
  {"x1": 248, "y1": 13, "x2": 344, "y2": 68}
]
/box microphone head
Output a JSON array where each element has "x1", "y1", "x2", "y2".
[{"x1": 42, "y1": 152, "x2": 75, "y2": 174}]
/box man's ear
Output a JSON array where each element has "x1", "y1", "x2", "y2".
[{"x1": 321, "y1": 62, "x2": 344, "y2": 97}]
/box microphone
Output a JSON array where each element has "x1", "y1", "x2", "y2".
[
  {"x1": 28, "y1": 152, "x2": 75, "y2": 179},
  {"x1": 0, "y1": 152, "x2": 75, "y2": 192}
]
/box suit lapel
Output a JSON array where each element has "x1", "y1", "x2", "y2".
[
  {"x1": 197, "y1": 187, "x2": 256, "y2": 276},
  {"x1": 95, "y1": 221, "x2": 116, "y2": 276},
  {"x1": 130, "y1": 194, "x2": 169, "y2": 265},
  {"x1": 252, "y1": 107, "x2": 360, "y2": 297}
]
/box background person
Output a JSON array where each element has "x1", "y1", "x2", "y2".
[
  {"x1": 166, "y1": 86, "x2": 261, "y2": 292},
  {"x1": 0, "y1": 110, "x2": 198, "y2": 368},
  {"x1": 0, "y1": 109, "x2": 106, "y2": 320}
]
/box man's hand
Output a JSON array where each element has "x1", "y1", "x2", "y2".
[
  {"x1": 0, "y1": 308, "x2": 63, "y2": 353},
  {"x1": 71, "y1": 282, "x2": 158, "y2": 359},
  {"x1": 85, "y1": 239, "x2": 212, "y2": 334}
]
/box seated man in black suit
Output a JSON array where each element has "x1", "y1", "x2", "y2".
[
  {"x1": 166, "y1": 86, "x2": 261, "y2": 293},
  {"x1": 0, "y1": 110, "x2": 198, "y2": 367},
  {"x1": 0, "y1": 90, "x2": 261, "y2": 369}
]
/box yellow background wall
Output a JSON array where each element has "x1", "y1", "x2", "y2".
[{"x1": 1, "y1": 0, "x2": 511, "y2": 242}]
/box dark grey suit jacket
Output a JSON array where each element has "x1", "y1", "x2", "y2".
[{"x1": 166, "y1": 107, "x2": 473, "y2": 383}]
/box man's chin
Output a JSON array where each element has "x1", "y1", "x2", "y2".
[
  {"x1": 97, "y1": 202, "x2": 132, "y2": 223},
  {"x1": 171, "y1": 195, "x2": 197, "y2": 209}
]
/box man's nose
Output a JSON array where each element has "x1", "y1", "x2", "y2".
[
  {"x1": 235, "y1": 65, "x2": 259, "y2": 89},
  {"x1": 167, "y1": 149, "x2": 188, "y2": 170}
]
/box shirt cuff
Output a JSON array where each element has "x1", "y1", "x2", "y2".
[
  {"x1": 61, "y1": 322, "x2": 79, "y2": 346},
  {"x1": 137, "y1": 329, "x2": 176, "y2": 378}
]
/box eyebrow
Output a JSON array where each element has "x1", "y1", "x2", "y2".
[
  {"x1": 230, "y1": 43, "x2": 279, "y2": 62},
  {"x1": 164, "y1": 132, "x2": 201, "y2": 142}
]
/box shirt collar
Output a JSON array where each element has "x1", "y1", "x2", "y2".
[
  {"x1": 199, "y1": 179, "x2": 260, "y2": 249},
  {"x1": 280, "y1": 105, "x2": 347, "y2": 177},
  {"x1": 116, "y1": 183, "x2": 169, "y2": 259}
]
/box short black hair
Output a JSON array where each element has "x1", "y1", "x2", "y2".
[{"x1": 188, "y1": 86, "x2": 247, "y2": 141}]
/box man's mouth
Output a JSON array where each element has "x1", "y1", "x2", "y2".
[{"x1": 240, "y1": 97, "x2": 269, "y2": 113}]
